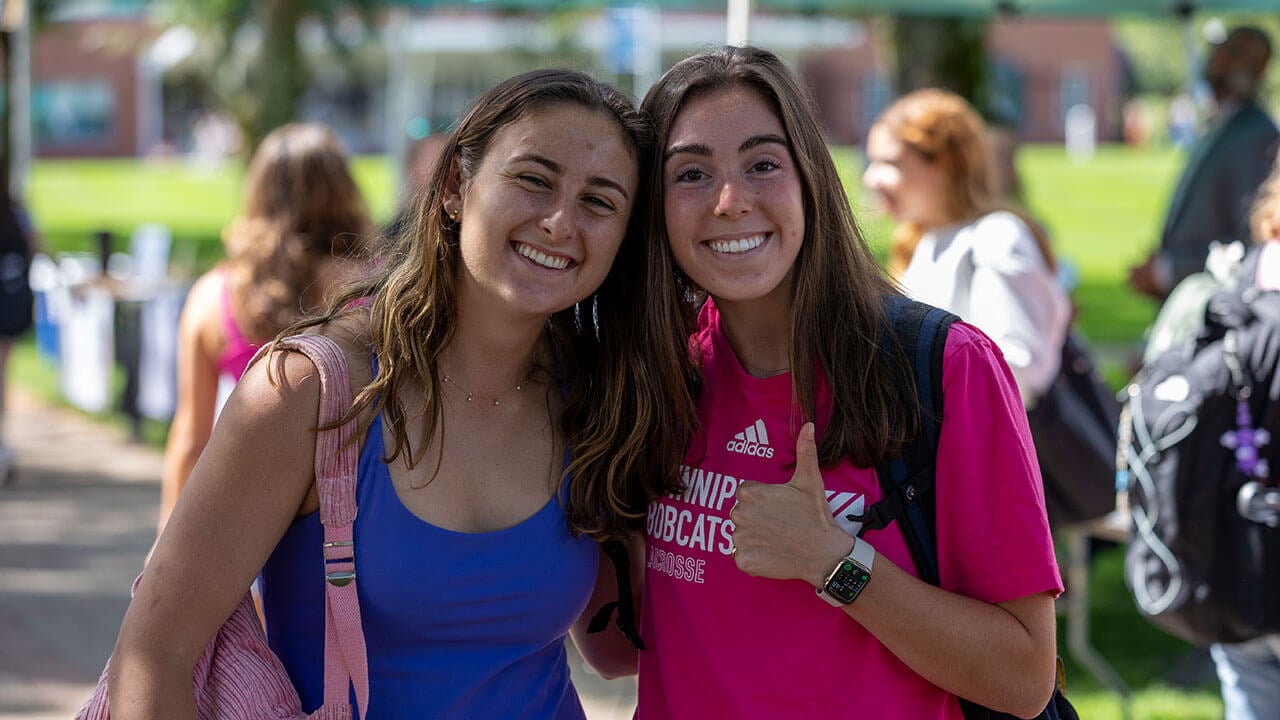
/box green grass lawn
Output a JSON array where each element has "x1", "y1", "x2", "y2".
[
  {"x1": 31, "y1": 145, "x2": 1179, "y2": 356},
  {"x1": 27, "y1": 156, "x2": 399, "y2": 271},
  {"x1": 22, "y1": 145, "x2": 1227, "y2": 718},
  {"x1": 1021, "y1": 144, "x2": 1178, "y2": 350}
]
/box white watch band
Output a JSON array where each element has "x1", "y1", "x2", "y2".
[
  {"x1": 817, "y1": 537, "x2": 875, "y2": 607},
  {"x1": 850, "y1": 535, "x2": 875, "y2": 571}
]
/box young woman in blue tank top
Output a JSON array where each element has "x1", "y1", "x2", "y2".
[{"x1": 107, "y1": 70, "x2": 691, "y2": 718}]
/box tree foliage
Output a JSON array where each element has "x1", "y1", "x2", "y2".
[
  {"x1": 891, "y1": 16, "x2": 990, "y2": 113},
  {"x1": 158, "y1": 0, "x2": 378, "y2": 153},
  {"x1": 1116, "y1": 14, "x2": 1280, "y2": 112},
  {"x1": 1114, "y1": 18, "x2": 1193, "y2": 97}
]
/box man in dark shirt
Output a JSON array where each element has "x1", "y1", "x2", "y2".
[{"x1": 1129, "y1": 26, "x2": 1279, "y2": 299}]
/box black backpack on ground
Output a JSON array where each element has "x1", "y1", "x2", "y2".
[{"x1": 1118, "y1": 247, "x2": 1280, "y2": 647}]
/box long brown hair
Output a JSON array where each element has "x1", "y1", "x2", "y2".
[
  {"x1": 287, "y1": 69, "x2": 690, "y2": 539},
  {"x1": 872, "y1": 88, "x2": 1055, "y2": 276},
  {"x1": 223, "y1": 123, "x2": 371, "y2": 340},
  {"x1": 641, "y1": 45, "x2": 920, "y2": 468}
]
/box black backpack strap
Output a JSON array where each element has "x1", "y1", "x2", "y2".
[
  {"x1": 585, "y1": 538, "x2": 646, "y2": 649},
  {"x1": 866, "y1": 298, "x2": 1077, "y2": 720},
  {"x1": 854, "y1": 295, "x2": 955, "y2": 587}
]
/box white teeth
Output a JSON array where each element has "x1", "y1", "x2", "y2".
[
  {"x1": 516, "y1": 243, "x2": 571, "y2": 270},
  {"x1": 708, "y1": 234, "x2": 766, "y2": 254}
]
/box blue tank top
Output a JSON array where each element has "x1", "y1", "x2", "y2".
[{"x1": 259, "y1": 411, "x2": 598, "y2": 719}]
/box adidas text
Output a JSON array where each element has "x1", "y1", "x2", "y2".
[{"x1": 725, "y1": 439, "x2": 774, "y2": 458}]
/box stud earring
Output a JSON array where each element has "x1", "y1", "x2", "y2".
[{"x1": 450, "y1": 209, "x2": 459, "y2": 221}]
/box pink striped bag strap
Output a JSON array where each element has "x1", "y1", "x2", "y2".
[{"x1": 273, "y1": 334, "x2": 371, "y2": 718}]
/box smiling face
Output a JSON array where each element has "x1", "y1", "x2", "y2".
[
  {"x1": 862, "y1": 125, "x2": 951, "y2": 229},
  {"x1": 662, "y1": 85, "x2": 806, "y2": 313},
  {"x1": 447, "y1": 102, "x2": 638, "y2": 321}
]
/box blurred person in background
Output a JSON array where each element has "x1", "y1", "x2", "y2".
[
  {"x1": 864, "y1": 88, "x2": 1071, "y2": 409},
  {"x1": 157, "y1": 123, "x2": 372, "y2": 531},
  {"x1": 1129, "y1": 25, "x2": 1279, "y2": 301},
  {"x1": 0, "y1": 192, "x2": 37, "y2": 485},
  {"x1": 385, "y1": 132, "x2": 450, "y2": 242}
]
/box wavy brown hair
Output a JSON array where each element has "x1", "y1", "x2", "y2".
[
  {"x1": 223, "y1": 123, "x2": 371, "y2": 341},
  {"x1": 872, "y1": 88, "x2": 1055, "y2": 277},
  {"x1": 286, "y1": 69, "x2": 692, "y2": 539},
  {"x1": 641, "y1": 45, "x2": 920, "y2": 468},
  {"x1": 1252, "y1": 155, "x2": 1280, "y2": 242}
]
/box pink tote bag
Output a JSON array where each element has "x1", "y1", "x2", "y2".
[{"x1": 75, "y1": 334, "x2": 370, "y2": 719}]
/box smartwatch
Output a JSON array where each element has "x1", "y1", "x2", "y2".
[{"x1": 817, "y1": 537, "x2": 875, "y2": 607}]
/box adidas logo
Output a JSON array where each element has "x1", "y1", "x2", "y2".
[{"x1": 726, "y1": 419, "x2": 775, "y2": 458}]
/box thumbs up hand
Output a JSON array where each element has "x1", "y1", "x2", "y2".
[{"x1": 730, "y1": 422, "x2": 856, "y2": 586}]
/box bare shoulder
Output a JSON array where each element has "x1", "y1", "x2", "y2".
[
  {"x1": 180, "y1": 267, "x2": 227, "y2": 324},
  {"x1": 233, "y1": 345, "x2": 325, "y2": 427},
  {"x1": 179, "y1": 266, "x2": 231, "y2": 354},
  {"x1": 246, "y1": 310, "x2": 375, "y2": 408},
  {"x1": 314, "y1": 310, "x2": 374, "y2": 390}
]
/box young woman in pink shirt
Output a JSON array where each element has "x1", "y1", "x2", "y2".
[{"x1": 631, "y1": 45, "x2": 1064, "y2": 719}]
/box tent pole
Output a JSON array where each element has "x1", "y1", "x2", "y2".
[
  {"x1": 1182, "y1": 8, "x2": 1192, "y2": 98},
  {"x1": 726, "y1": 0, "x2": 751, "y2": 46},
  {"x1": 385, "y1": 7, "x2": 410, "y2": 195},
  {"x1": 1180, "y1": 7, "x2": 1199, "y2": 105}
]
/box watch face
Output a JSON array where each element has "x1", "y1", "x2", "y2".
[{"x1": 826, "y1": 560, "x2": 871, "y2": 604}]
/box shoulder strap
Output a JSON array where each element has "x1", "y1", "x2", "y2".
[
  {"x1": 256, "y1": 334, "x2": 370, "y2": 718},
  {"x1": 862, "y1": 295, "x2": 955, "y2": 587},
  {"x1": 865, "y1": 302, "x2": 1075, "y2": 720}
]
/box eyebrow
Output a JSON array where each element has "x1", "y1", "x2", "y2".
[
  {"x1": 511, "y1": 152, "x2": 630, "y2": 200},
  {"x1": 665, "y1": 133, "x2": 790, "y2": 162}
]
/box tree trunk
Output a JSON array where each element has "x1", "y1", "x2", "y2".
[
  {"x1": 891, "y1": 16, "x2": 989, "y2": 114},
  {"x1": 247, "y1": 0, "x2": 306, "y2": 152}
]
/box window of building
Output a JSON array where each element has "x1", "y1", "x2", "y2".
[
  {"x1": 989, "y1": 58, "x2": 1026, "y2": 130},
  {"x1": 34, "y1": 81, "x2": 115, "y2": 148},
  {"x1": 1059, "y1": 69, "x2": 1090, "y2": 130},
  {"x1": 861, "y1": 72, "x2": 891, "y2": 136},
  {"x1": 50, "y1": 0, "x2": 150, "y2": 21}
]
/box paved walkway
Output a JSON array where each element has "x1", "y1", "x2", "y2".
[{"x1": 0, "y1": 387, "x2": 637, "y2": 719}]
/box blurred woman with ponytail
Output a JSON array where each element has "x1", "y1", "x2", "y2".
[{"x1": 158, "y1": 123, "x2": 372, "y2": 531}]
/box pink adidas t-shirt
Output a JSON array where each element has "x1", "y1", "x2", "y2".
[{"x1": 637, "y1": 300, "x2": 1063, "y2": 719}]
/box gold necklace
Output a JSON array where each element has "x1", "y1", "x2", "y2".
[
  {"x1": 440, "y1": 371, "x2": 528, "y2": 407},
  {"x1": 742, "y1": 362, "x2": 791, "y2": 378}
]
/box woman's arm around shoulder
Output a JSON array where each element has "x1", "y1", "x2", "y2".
[
  {"x1": 107, "y1": 338, "x2": 334, "y2": 719},
  {"x1": 569, "y1": 534, "x2": 645, "y2": 679}
]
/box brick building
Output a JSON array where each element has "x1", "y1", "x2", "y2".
[
  {"x1": 802, "y1": 17, "x2": 1127, "y2": 145},
  {"x1": 29, "y1": 11, "x2": 1126, "y2": 158},
  {"x1": 32, "y1": 16, "x2": 161, "y2": 157}
]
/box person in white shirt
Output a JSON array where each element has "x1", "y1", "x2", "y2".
[{"x1": 863, "y1": 88, "x2": 1071, "y2": 407}]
